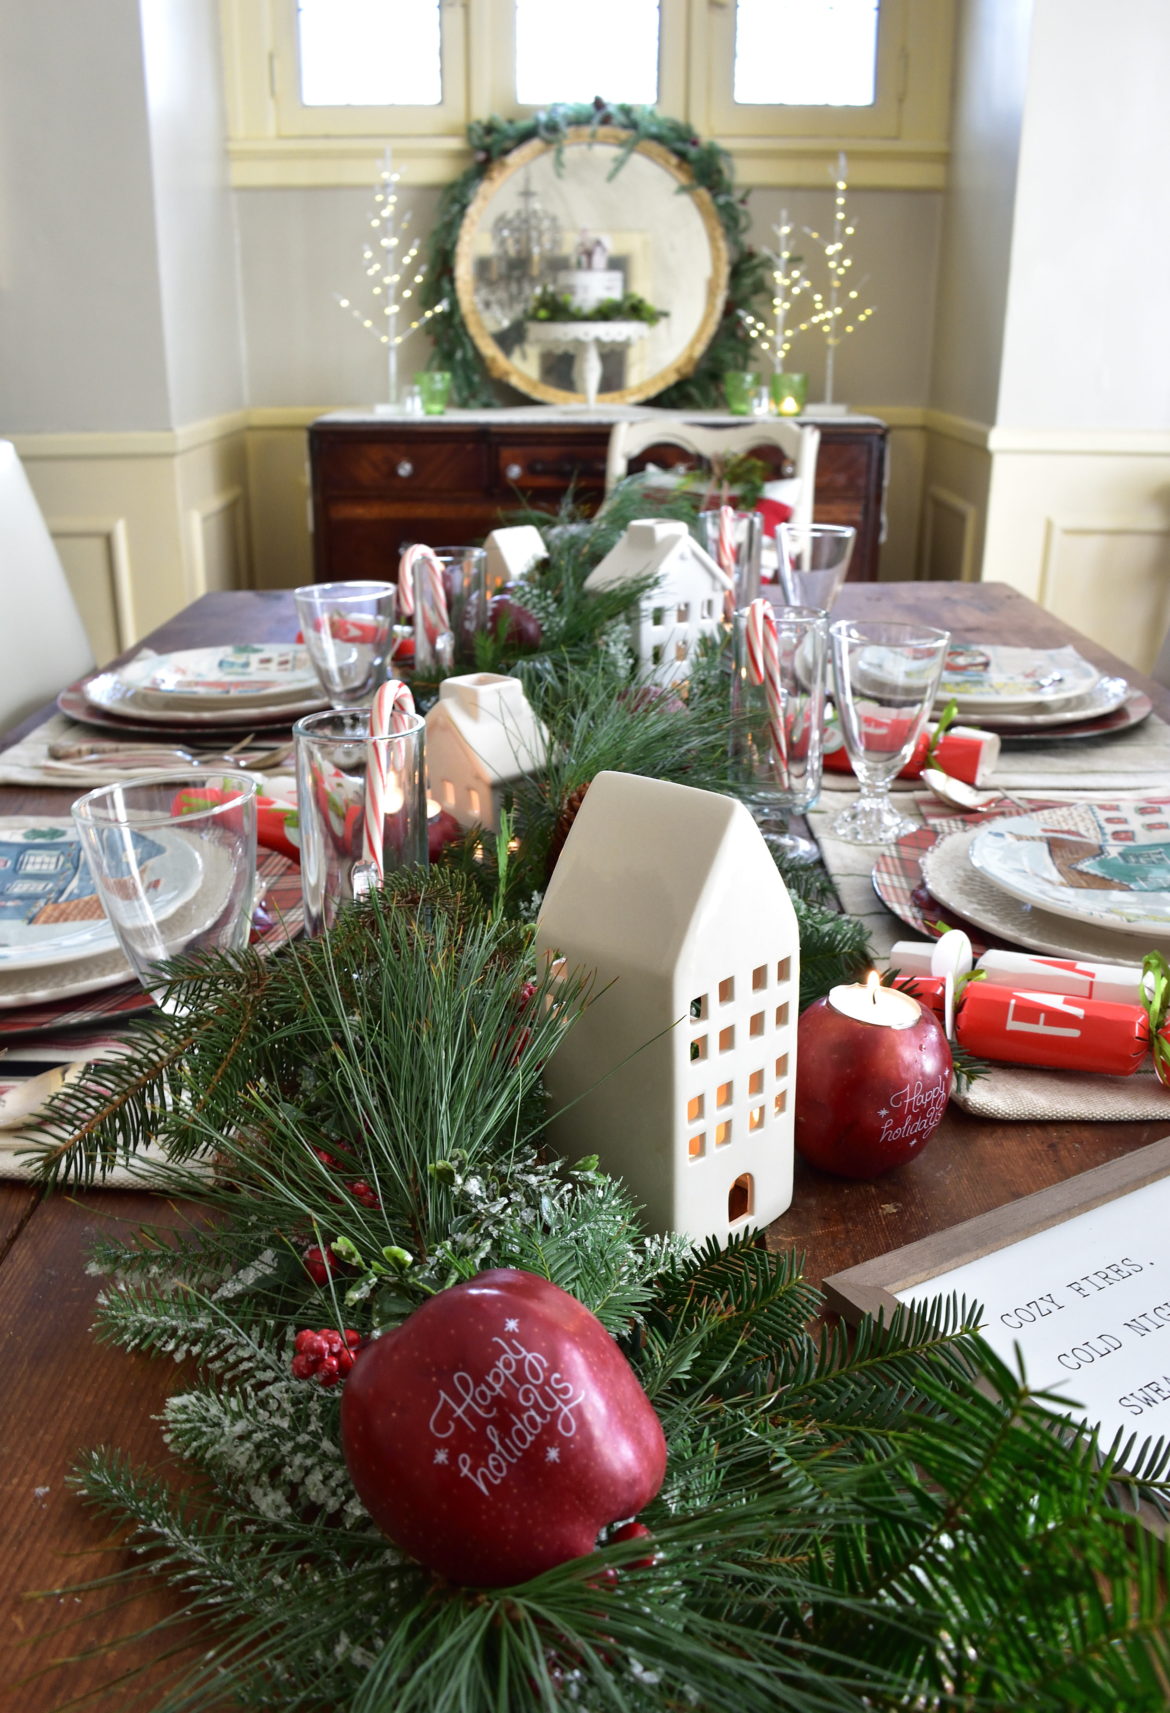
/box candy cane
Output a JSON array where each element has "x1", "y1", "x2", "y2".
[
  {"x1": 397, "y1": 543, "x2": 448, "y2": 644},
  {"x1": 745, "y1": 598, "x2": 787, "y2": 778},
  {"x1": 716, "y1": 505, "x2": 737, "y2": 579},
  {"x1": 362, "y1": 679, "x2": 417, "y2": 878}
]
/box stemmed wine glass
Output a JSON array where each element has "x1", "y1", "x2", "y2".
[
  {"x1": 829, "y1": 619, "x2": 951, "y2": 844},
  {"x1": 777, "y1": 523, "x2": 856, "y2": 611}
]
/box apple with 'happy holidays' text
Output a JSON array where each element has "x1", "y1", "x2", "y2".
[{"x1": 340, "y1": 1268, "x2": 666, "y2": 1586}]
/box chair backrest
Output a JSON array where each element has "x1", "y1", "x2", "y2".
[
  {"x1": 0, "y1": 440, "x2": 94, "y2": 732},
  {"x1": 604, "y1": 413, "x2": 820, "y2": 529}
]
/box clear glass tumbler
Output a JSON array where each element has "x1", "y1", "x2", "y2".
[
  {"x1": 410, "y1": 547, "x2": 488, "y2": 676},
  {"x1": 294, "y1": 580, "x2": 397, "y2": 709},
  {"x1": 294, "y1": 708, "x2": 427, "y2": 937},
  {"x1": 731, "y1": 603, "x2": 829, "y2": 863},
  {"x1": 71, "y1": 772, "x2": 259, "y2": 1009},
  {"x1": 698, "y1": 508, "x2": 762, "y2": 611},
  {"x1": 829, "y1": 619, "x2": 951, "y2": 844},
  {"x1": 777, "y1": 523, "x2": 857, "y2": 611}
]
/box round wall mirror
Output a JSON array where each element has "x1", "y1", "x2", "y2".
[{"x1": 453, "y1": 128, "x2": 730, "y2": 406}]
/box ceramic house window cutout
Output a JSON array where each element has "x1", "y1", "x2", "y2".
[
  {"x1": 424, "y1": 672, "x2": 548, "y2": 832},
  {"x1": 535, "y1": 769, "x2": 800, "y2": 1245},
  {"x1": 584, "y1": 519, "x2": 731, "y2": 688}
]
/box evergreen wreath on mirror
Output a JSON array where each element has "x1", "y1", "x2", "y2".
[
  {"x1": 20, "y1": 496, "x2": 1170, "y2": 1708},
  {"x1": 422, "y1": 103, "x2": 770, "y2": 408}
]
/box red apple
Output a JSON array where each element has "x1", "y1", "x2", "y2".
[
  {"x1": 488, "y1": 588, "x2": 542, "y2": 651},
  {"x1": 427, "y1": 806, "x2": 464, "y2": 861},
  {"x1": 794, "y1": 991, "x2": 952, "y2": 1178},
  {"x1": 340, "y1": 1268, "x2": 666, "y2": 1586}
]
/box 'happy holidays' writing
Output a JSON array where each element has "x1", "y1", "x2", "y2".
[{"x1": 428, "y1": 1330, "x2": 587, "y2": 1495}]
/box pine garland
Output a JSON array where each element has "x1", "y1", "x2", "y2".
[{"x1": 421, "y1": 104, "x2": 766, "y2": 407}]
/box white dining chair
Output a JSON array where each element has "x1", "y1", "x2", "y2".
[
  {"x1": 0, "y1": 440, "x2": 94, "y2": 732},
  {"x1": 604, "y1": 413, "x2": 820, "y2": 530}
]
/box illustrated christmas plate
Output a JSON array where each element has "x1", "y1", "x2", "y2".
[
  {"x1": 80, "y1": 670, "x2": 326, "y2": 728},
  {"x1": 919, "y1": 825, "x2": 1170, "y2": 962},
  {"x1": 0, "y1": 820, "x2": 201, "y2": 971},
  {"x1": 935, "y1": 645, "x2": 1100, "y2": 712},
  {"x1": 968, "y1": 801, "x2": 1170, "y2": 937},
  {"x1": 112, "y1": 645, "x2": 321, "y2": 709}
]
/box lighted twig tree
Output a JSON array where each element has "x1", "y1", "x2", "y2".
[
  {"x1": 334, "y1": 148, "x2": 447, "y2": 406},
  {"x1": 739, "y1": 208, "x2": 814, "y2": 377},
  {"x1": 799, "y1": 152, "x2": 876, "y2": 406}
]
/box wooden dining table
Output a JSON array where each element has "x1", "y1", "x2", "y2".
[{"x1": 3, "y1": 580, "x2": 1168, "y2": 1711}]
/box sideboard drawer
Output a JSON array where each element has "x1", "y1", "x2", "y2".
[
  {"x1": 318, "y1": 436, "x2": 487, "y2": 494},
  {"x1": 493, "y1": 441, "x2": 609, "y2": 493}
]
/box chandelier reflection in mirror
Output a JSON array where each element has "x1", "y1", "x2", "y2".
[{"x1": 478, "y1": 174, "x2": 563, "y2": 332}]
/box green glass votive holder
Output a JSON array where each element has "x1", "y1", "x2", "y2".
[
  {"x1": 722, "y1": 370, "x2": 757, "y2": 416},
  {"x1": 770, "y1": 372, "x2": 808, "y2": 416},
  {"x1": 416, "y1": 371, "x2": 452, "y2": 416}
]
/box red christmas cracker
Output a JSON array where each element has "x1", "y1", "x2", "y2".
[
  {"x1": 891, "y1": 973, "x2": 948, "y2": 1020},
  {"x1": 955, "y1": 983, "x2": 1149, "y2": 1076},
  {"x1": 824, "y1": 721, "x2": 999, "y2": 785}
]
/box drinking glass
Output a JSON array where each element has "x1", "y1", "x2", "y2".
[
  {"x1": 415, "y1": 371, "x2": 452, "y2": 415},
  {"x1": 410, "y1": 547, "x2": 488, "y2": 676},
  {"x1": 829, "y1": 619, "x2": 951, "y2": 844},
  {"x1": 294, "y1": 708, "x2": 427, "y2": 937},
  {"x1": 722, "y1": 370, "x2": 756, "y2": 416},
  {"x1": 71, "y1": 773, "x2": 259, "y2": 1010},
  {"x1": 731, "y1": 604, "x2": 829, "y2": 863},
  {"x1": 294, "y1": 580, "x2": 397, "y2": 709},
  {"x1": 698, "y1": 508, "x2": 762, "y2": 610},
  {"x1": 777, "y1": 523, "x2": 857, "y2": 611}
]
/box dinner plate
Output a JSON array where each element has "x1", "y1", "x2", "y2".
[
  {"x1": 997, "y1": 688, "x2": 1153, "y2": 745},
  {"x1": 968, "y1": 801, "x2": 1170, "y2": 937},
  {"x1": 0, "y1": 848, "x2": 305, "y2": 1020},
  {"x1": 936, "y1": 645, "x2": 1100, "y2": 712},
  {"x1": 922, "y1": 823, "x2": 1170, "y2": 961},
  {"x1": 111, "y1": 645, "x2": 321, "y2": 710},
  {"x1": 67, "y1": 676, "x2": 326, "y2": 731},
  {"x1": 0, "y1": 820, "x2": 201, "y2": 971},
  {"x1": 973, "y1": 676, "x2": 1130, "y2": 730}
]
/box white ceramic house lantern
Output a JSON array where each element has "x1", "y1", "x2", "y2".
[
  {"x1": 535, "y1": 770, "x2": 800, "y2": 1245},
  {"x1": 425, "y1": 672, "x2": 548, "y2": 832},
  {"x1": 483, "y1": 525, "x2": 547, "y2": 591},
  {"x1": 584, "y1": 519, "x2": 730, "y2": 688}
]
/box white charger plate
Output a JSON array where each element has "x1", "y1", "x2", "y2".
[
  {"x1": 82, "y1": 670, "x2": 326, "y2": 727},
  {"x1": 968, "y1": 801, "x2": 1170, "y2": 938},
  {"x1": 921, "y1": 824, "x2": 1170, "y2": 962},
  {"x1": 0, "y1": 821, "x2": 201, "y2": 971},
  {"x1": 936, "y1": 645, "x2": 1100, "y2": 712}
]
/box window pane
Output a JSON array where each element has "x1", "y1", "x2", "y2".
[
  {"x1": 297, "y1": 0, "x2": 442, "y2": 107},
  {"x1": 515, "y1": 0, "x2": 659, "y2": 105},
  {"x1": 735, "y1": 0, "x2": 878, "y2": 107}
]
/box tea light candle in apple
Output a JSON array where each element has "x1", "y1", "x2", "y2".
[{"x1": 795, "y1": 972, "x2": 953, "y2": 1178}]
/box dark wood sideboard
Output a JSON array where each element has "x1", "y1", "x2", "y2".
[{"x1": 308, "y1": 411, "x2": 888, "y2": 585}]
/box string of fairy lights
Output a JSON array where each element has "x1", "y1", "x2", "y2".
[
  {"x1": 740, "y1": 152, "x2": 875, "y2": 404},
  {"x1": 334, "y1": 149, "x2": 447, "y2": 404}
]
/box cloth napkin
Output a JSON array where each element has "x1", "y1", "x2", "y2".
[{"x1": 806, "y1": 783, "x2": 1170, "y2": 1122}]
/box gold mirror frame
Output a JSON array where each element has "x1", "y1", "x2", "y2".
[{"x1": 453, "y1": 127, "x2": 730, "y2": 407}]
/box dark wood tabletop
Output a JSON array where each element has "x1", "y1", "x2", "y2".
[{"x1": 3, "y1": 582, "x2": 1168, "y2": 1710}]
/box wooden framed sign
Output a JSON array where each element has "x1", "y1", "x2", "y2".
[{"x1": 825, "y1": 1135, "x2": 1170, "y2": 1456}]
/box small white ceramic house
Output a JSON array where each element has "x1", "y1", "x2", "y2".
[
  {"x1": 535, "y1": 770, "x2": 800, "y2": 1245},
  {"x1": 425, "y1": 672, "x2": 548, "y2": 833},
  {"x1": 584, "y1": 519, "x2": 730, "y2": 688},
  {"x1": 483, "y1": 525, "x2": 547, "y2": 591}
]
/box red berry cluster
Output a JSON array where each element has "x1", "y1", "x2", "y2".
[
  {"x1": 311, "y1": 1147, "x2": 381, "y2": 1210},
  {"x1": 291, "y1": 1328, "x2": 361, "y2": 1387}
]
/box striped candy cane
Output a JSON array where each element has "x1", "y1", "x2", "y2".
[
  {"x1": 397, "y1": 543, "x2": 449, "y2": 646},
  {"x1": 716, "y1": 505, "x2": 740, "y2": 619},
  {"x1": 744, "y1": 598, "x2": 787, "y2": 779},
  {"x1": 362, "y1": 679, "x2": 417, "y2": 879}
]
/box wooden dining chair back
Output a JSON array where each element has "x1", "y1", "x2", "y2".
[
  {"x1": 604, "y1": 414, "x2": 820, "y2": 528},
  {"x1": 0, "y1": 440, "x2": 94, "y2": 732}
]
